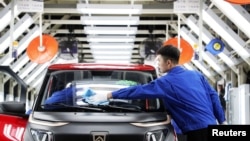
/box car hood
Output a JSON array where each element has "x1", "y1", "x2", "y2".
[{"x1": 31, "y1": 112, "x2": 168, "y2": 123}]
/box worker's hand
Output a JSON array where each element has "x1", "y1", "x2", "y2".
[
  {"x1": 84, "y1": 92, "x2": 109, "y2": 105},
  {"x1": 107, "y1": 92, "x2": 113, "y2": 100}
]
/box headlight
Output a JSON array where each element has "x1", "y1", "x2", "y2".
[
  {"x1": 30, "y1": 129, "x2": 53, "y2": 141},
  {"x1": 146, "y1": 130, "x2": 167, "y2": 141}
]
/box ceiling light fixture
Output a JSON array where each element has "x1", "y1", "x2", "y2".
[
  {"x1": 87, "y1": 35, "x2": 135, "y2": 43},
  {"x1": 89, "y1": 43, "x2": 134, "y2": 50},
  {"x1": 81, "y1": 16, "x2": 140, "y2": 25},
  {"x1": 77, "y1": 4, "x2": 142, "y2": 14},
  {"x1": 84, "y1": 26, "x2": 138, "y2": 35},
  {"x1": 95, "y1": 60, "x2": 131, "y2": 64},
  {"x1": 93, "y1": 55, "x2": 132, "y2": 60},
  {"x1": 91, "y1": 50, "x2": 132, "y2": 56}
]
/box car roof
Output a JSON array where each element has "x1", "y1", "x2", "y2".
[{"x1": 48, "y1": 63, "x2": 156, "y2": 71}]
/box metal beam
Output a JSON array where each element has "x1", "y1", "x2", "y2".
[
  {"x1": 181, "y1": 26, "x2": 225, "y2": 78},
  {"x1": 203, "y1": 3, "x2": 250, "y2": 66},
  {"x1": 184, "y1": 14, "x2": 239, "y2": 74},
  {"x1": 42, "y1": 19, "x2": 180, "y2": 25},
  {"x1": 43, "y1": 3, "x2": 174, "y2": 14},
  {"x1": 1, "y1": 26, "x2": 40, "y2": 68},
  {"x1": 212, "y1": 0, "x2": 250, "y2": 39},
  {"x1": 170, "y1": 23, "x2": 216, "y2": 82},
  {"x1": 53, "y1": 29, "x2": 168, "y2": 35},
  {"x1": 0, "y1": 14, "x2": 34, "y2": 54}
]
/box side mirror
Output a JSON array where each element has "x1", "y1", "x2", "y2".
[{"x1": 0, "y1": 101, "x2": 26, "y2": 114}]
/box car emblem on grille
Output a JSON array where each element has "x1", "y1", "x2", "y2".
[{"x1": 92, "y1": 132, "x2": 107, "y2": 141}]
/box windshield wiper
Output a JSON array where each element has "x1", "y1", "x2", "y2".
[
  {"x1": 102, "y1": 105, "x2": 142, "y2": 112},
  {"x1": 41, "y1": 103, "x2": 104, "y2": 111}
]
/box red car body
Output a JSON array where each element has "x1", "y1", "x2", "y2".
[
  {"x1": 0, "y1": 63, "x2": 176, "y2": 141},
  {"x1": 0, "y1": 66, "x2": 29, "y2": 141},
  {"x1": 0, "y1": 114, "x2": 28, "y2": 141}
]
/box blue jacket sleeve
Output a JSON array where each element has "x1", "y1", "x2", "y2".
[
  {"x1": 200, "y1": 73, "x2": 226, "y2": 124},
  {"x1": 112, "y1": 78, "x2": 169, "y2": 99}
]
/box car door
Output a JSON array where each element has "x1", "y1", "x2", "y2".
[
  {"x1": 0, "y1": 112, "x2": 28, "y2": 141},
  {"x1": 0, "y1": 66, "x2": 29, "y2": 141}
]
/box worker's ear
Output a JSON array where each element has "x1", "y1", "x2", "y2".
[{"x1": 166, "y1": 59, "x2": 172, "y2": 65}]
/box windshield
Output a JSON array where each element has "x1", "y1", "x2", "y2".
[{"x1": 37, "y1": 70, "x2": 165, "y2": 112}]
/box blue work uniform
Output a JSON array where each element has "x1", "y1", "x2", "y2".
[{"x1": 112, "y1": 66, "x2": 226, "y2": 133}]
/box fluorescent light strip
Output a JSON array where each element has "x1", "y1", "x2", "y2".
[
  {"x1": 77, "y1": 4, "x2": 142, "y2": 14},
  {"x1": 84, "y1": 26, "x2": 137, "y2": 35},
  {"x1": 87, "y1": 35, "x2": 135, "y2": 43},
  {"x1": 95, "y1": 60, "x2": 131, "y2": 64},
  {"x1": 93, "y1": 55, "x2": 131, "y2": 60},
  {"x1": 91, "y1": 50, "x2": 132, "y2": 55},
  {"x1": 0, "y1": 1, "x2": 19, "y2": 32},
  {"x1": 212, "y1": 0, "x2": 250, "y2": 39},
  {"x1": 0, "y1": 14, "x2": 34, "y2": 54},
  {"x1": 203, "y1": 4, "x2": 250, "y2": 59},
  {"x1": 89, "y1": 43, "x2": 134, "y2": 50},
  {"x1": 81, "y1": 16, "x2": 139, "y2": 25}
]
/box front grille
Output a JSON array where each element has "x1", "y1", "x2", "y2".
[
  {"x1": 109, "y1": 135, "x2": 144, "y2": 141},
  {"x1": 54, "y1": 134, "x2": 144, "y2": 141},
  {"x1": 54, "y1": 134, "x2": 91, "y2": 140}
]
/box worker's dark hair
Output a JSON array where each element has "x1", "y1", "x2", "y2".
[{"x1": 156, "y1": 45, "x2": 180, "y2": 64}]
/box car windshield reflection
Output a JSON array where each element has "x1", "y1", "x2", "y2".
[{"x1": 39, "y1": 70, "x2": 164, "y2": 112}]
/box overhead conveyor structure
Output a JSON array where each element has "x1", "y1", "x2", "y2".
[
  {"x1": 26, "y1": 58, "x2": 64, "y2": 89},
  {"x1": 184, "y1": 15, "x2": 239, "y2": 74},
  {"x1": 212, "y1": 0, "x2": 250, "y2": 40},
  {"x1": 0, "y1": 1, "x2": 20, "y2": 32},
  {"x1": 170, "y1": 23, "x2": 217, "y2": 82},
  {"x1": 0, "y1": 0, "x2": 250, "y2": 110},
  {"x1": 202, "y1": 2, "x2": 250, "y2": 66},
  {"x1": 180, "y1": 27, "x2": 217, "y2": 83},
  {"x1": 0, "y1": 14, "x2": 34, "y2": 54},
  {"x1": 1, "y1": 26, "x2": 40, "y2": 67}
]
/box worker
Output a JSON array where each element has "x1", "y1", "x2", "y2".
[{"x1": 88, "y1": 45, "x2": 227, "y2": 141}]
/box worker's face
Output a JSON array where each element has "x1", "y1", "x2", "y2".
[{"x1": 157, "y1": 55, "x2": 171, "y2": 73}]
